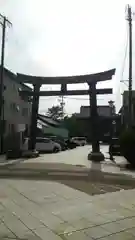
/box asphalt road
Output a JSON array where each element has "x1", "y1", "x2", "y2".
[
  {"x1": 11, "y1": 144, "x2": 129, "y2": 177},
  {"x1": 26, "y1": 145, "x2": 110, "y2": 168}
]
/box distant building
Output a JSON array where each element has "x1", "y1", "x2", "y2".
[
  {"x1": 1, "y1": 67, "x2": 32, "y2": 145},
  {"x1": 78, "y1": 105, "x2": 112, "y2": 118},
  {"x1": 76, "y1": 105, "x2": 119, "y2": 141}
]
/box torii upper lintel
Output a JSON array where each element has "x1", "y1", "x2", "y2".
[{"x1": 17, "y1": 68, "x2": 115, "y2": 85}]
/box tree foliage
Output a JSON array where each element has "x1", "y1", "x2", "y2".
[
  {"x1": 47, "y1": 105, "x2": 64, "y2": 120},
  {"x1": 63, "y1": 114, "x2": 84, "y2": 137},
  {"x1": 46, "y1": 105, "x2": 85, "y2": 137},
  {"x1": 119, "y1": 128, "x2": 135, "y2": 165}
]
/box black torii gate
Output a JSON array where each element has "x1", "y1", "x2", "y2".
[{"x1": 17, "y1": 68, "x2": 115, "y2": 161}]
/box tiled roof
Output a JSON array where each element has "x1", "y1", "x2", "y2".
[{"x1": 38, "y1": 114, "x2": 60, "y2": 127}]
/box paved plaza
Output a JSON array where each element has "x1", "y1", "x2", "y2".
[
  {"x1": 0, "y1": 145, "x2": 135, "y2": 239},
  {"x1": 0, "y1": 179, "x2": 135, "y2": 239}
]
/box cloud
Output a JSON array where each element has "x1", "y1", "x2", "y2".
[{"x1": 0, "y1": 0, "x2": 135, "y2": 113}]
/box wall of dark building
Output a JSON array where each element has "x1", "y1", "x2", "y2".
[
  {"x1": 76, "y1": 117, "x2": 112, "y2": 142},
  {"x1": 1, "y1": 67, "x2": 32, "y2": 148}
]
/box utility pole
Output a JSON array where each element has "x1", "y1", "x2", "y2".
[
  {"x1": 60, "y1": 95, "x2": 65, "y2": 118},
  {"x1": 0, "y1": 14, "x2": 12, "y2": 153},
  {"x1": 58, "y1": 96, "x2": 65, "y2": 119},
  {"x1": 127, "y1": 5, "x2": 132, "y2": 127}
]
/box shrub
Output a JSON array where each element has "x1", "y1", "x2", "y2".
[{"x1": 119, "y1": 128, "x2": 135, "y2": 165}]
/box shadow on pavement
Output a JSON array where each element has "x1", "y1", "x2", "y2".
[
  {"x1": 0, "y1": 159, "x2": 135, "y2": 196},
  {"x1": 0, "y1": 167, "x2": 135, "y2": 196},
  {"x1": 57, "y1": 179, "x2": 134, "y2": 196}
]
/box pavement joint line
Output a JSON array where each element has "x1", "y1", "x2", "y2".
[
  {"x1": 2, "y1": 184, "x2": 135, "y2": 235},
  {"x1": 2, "y1": 184, "x2": 68, "y2": 228},
  {"x1": 59, "y1": 226, "x2": 134, "y2": 239},
  {"x1": 2, "y1": 208, "x2": 135, "y2": 238},
  {"x1": 8, "y1": 182, "x2": 76, "y2": 213},
  {"x1": 54, "y1": 214, "x2": 135, "y2": 233},
  {"x1": 0, "y1": 190, "x2": 63, "y2": 239},
  {"x1": 0, "y1": 214, "x2": 21, "y2": 239},
  {"x1": 7, "y1": 182, "x2": 46, "y2": 208},
  {"x1": 60, "y1": 223, "x2": 135, "y2": 239}
]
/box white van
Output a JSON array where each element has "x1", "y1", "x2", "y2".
[
  {"x1": 23, "y1": 137, "x2": 61, "y2": 153},
  {"x1": 71, "y1": 137, "x2": 87, "y2": 146}
]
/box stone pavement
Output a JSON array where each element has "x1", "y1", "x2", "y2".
[
  {"x1": 0, "y1": 155, "x2": 24, "y2": 167},
  {"x1": 0, "y1": 179, "x2": 135, "y2": 239}
]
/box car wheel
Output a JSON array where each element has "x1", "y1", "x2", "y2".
[{"x1": 53, "y1": 147, "x2": 59, "y2": 153}]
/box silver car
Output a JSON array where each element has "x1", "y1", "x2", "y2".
[{"x1": 23, "y1": 137, "x2": 61, "y2": 153}]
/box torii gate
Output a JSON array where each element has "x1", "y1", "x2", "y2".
[{"x1": 17, "y1": 68, "x2": 115, "y2": 161}]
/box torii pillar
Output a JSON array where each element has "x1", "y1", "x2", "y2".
[
  {"x1": 88, "y1": 82, "x2": 104, "y2": 161},
  {"x1": 28, "y1": 83, "x2": 41, "y2": 150}
]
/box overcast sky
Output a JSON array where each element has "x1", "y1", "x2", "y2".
[{"x1": 0, "y1": 0, "x2": 135, "y2": 114}]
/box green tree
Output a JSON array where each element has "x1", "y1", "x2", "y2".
[
  {"x1": 63, "y1": 114, "x2": 83, "y2": 137},
  {"x1": 46, "y1": 105, "x2": 64, "y2": 120}
]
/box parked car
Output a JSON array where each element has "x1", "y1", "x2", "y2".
[
  {"x1": 65, "y1": 139, "x2": 77, "y2": 149},
  {"x1": 23, "y1": 137, "x2": 61, "y2": 153},
  {"x1": 109, "y1": 137, "x2": 121, "y2": 156},
  {"x1": 71, "y1": 137, "x2": 87, "y2": 146},
  {"x1": 49, "y1": 136, "x2": 68, "y2": 151}
]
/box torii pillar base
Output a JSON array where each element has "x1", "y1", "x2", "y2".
[{"x1": 88, "y1": 151, "x2": 104, "y2": 162}]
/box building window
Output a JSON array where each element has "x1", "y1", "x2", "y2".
[
  {"x1": 10, "y1": 103, "x2": 20, "y2": 112},
  {"x1": 22, "y1": 108, "x2": 28, "y2": 116},
  {"x1": 19, "y1": 88, "x2": 32, "y2": 102}
]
